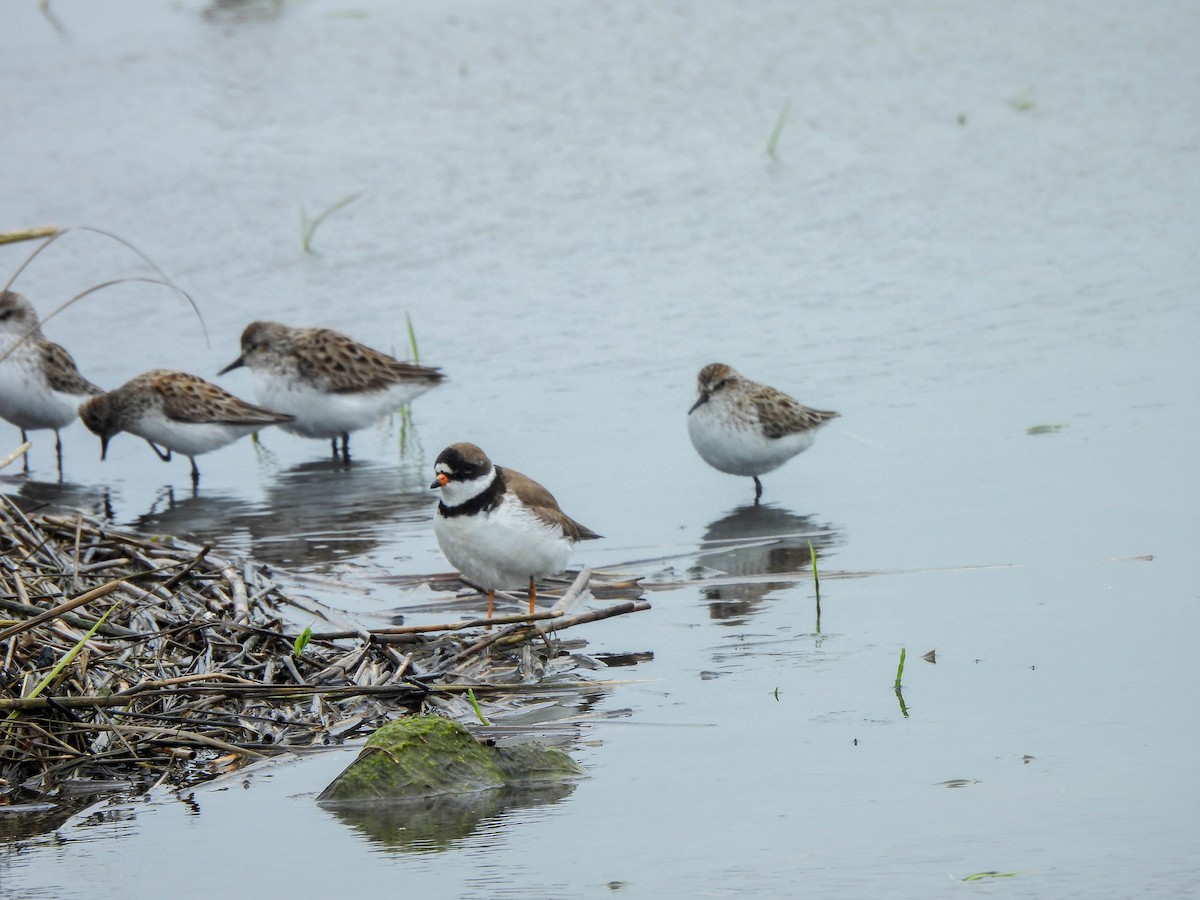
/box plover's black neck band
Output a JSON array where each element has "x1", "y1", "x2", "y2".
[{"x1": 438, "y1": 468, "x2": 506, "y2": 518}]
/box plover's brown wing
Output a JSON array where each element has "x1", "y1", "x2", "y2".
[
  {"x1": 750, "y1": 385, "x2": 839, "y2": 439},
  {"x1": 153, "y1": 371, "x2": 294, "y2": 426},
  {"x1": 501, "y1": 466, "x2": 602, "y2": 542},
  {"x1": 39, "y1": 340, "x2": 102, "y2": 396},
  {"x1": 295, "y1": 328, "x2": 444, "y2": 394}
]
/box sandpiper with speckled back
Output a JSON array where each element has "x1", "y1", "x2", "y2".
[
  {"x1": 687, "y1": 363, "x2": 838, "y2": 501},
  {"x1": 219, "y1": 321, "x2": 444, "y2": 461},
  {"x1": 79, "y1": 370, "x2": 294, "y2": 486},
  {"x1": 0, "y1": 290, "x2": 103, "y2": 474}
]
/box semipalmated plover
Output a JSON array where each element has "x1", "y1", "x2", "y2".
[
  {"x1": 687, "y1": 363, "x2": 838, "y2": 501},
  {"x1": 431, "y1": 442, "x2": 601, "y2": 617},
  {"x1": 218, "y1": 321, "x2": 445, "y2": 460},
  {"x1": 0, "y1": 290, "x2": 103, "y2": 473},
  {"x1": 79, "y1": 369, "x2": 294, "y2": 485}
]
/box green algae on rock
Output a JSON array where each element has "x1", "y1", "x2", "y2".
[{"x1": 317, "y1": 715, "x2": 584, "y2": 803}]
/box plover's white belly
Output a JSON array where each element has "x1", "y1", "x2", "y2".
[
  {"x1": 434, "y1": 499, "x2": 573, "y2": 591},
  {"x1": 0, "y1": 357, "x2": 84, "y2": 431},
  {"x1": 688, "y1": 407, "x2": 814, "y2": 476},
  {"x1": 253, "y1": 375, "x2": 422, "y2": 439},
  {"x1": 128, "y1": 409, "x2": 259, "y2": 457}
]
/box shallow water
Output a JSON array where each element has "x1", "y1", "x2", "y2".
[{"x1": 2, "y1": 1, "x2": 1199, "y2": 897}]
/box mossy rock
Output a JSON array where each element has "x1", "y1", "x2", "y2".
[{"x1": 317, "y1": 715, "x2": 584, "y2": 803}]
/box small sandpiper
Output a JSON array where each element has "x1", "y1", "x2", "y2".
[
  {"x1": 79, "y1": 369, "x2": 294, "y2": 486},
  {"x1": 219, "y1": 320, "x2": 445, "y2": 461},
  {"x1": 431, "y1": 441, "x2": 601, "y2": 618},
  {"x1": 0, "y1": 290, "x2": 103, "y2": 475},
  {"x1": 687, "y1": 363, "x2": 838, "y2": 501}
]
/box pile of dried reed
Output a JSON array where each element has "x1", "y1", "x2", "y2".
[{"x1": 0, "y1": 497, "x2": 648, "y2": 806}]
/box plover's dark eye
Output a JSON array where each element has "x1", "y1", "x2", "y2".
[{"x1": 0, "y1": 310, "x2": 11, "y2": 321}]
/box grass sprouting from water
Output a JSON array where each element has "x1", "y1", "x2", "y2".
[
  {"x1": 301, "y1": 192, "x2": 361, "y2": 254},
  {"x1": 398, "y1": 312, "x2": 420, "y2": 454},
  {"x1": 467, "y1": 688, "x2": 490, "y2": 726},
  {"x1": 39, "y1": 0, "x2": 66, "y2": 36},
  {"x1": 405, "y1": 311, "x2": 421, "y2": 363},
  {"x1": 766, "y1": 98, "x2": 792, "y2": 158},
  {"x1": 963, "y1": 872, "x2": 1017, "y2": 882},
  {"x1": 808, "y1": 539, "x2": 822, "y2": 632},
  {"x1": 807, "y1": 540, "x2": 821, "y2": 597},
  {"x1": 894, "y1": 646, "x2": 909, "y2": 717}
]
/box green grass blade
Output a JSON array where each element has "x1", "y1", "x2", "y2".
[
  {"x1": 963, "y1": 871, "x2": 1017, "y2": 882},
  {"x1": 292, "y1": 624, "x2": 313, "y2": 657},
  {"x1": 894, "y1": 646, "x2": 906, "y2": 691},
  {"x1": 467, "y1": 688, "x2": 490, "y2": 726},
  {"x1": 301, "y1": 192, "x2": 362, "y2": 254},
  {"x1": 766, "y1": 98, "x2": 792, "y2": 158},
  {"x1": 405, "y1": 311, "x2": 420, "y2": 363},
  {"x1": 7, "y1": 601, "x2": 118, "y2": 721}
]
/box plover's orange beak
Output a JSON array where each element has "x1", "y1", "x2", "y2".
[{"x1": 430, "y1": 472, "x2": 449, "y2": 490}]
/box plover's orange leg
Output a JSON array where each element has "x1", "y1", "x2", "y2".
[
  {"x1": 487, "y1": 589, "x2": 495, "y2": 620},
  {"x1": 527, "y1": 577, "x2": 537, "y2": 614}
]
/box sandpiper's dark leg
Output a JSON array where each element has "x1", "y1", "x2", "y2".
[
  {"x1": 190, "y1": 457, "x2": 200, "y2": 487},
  {"x1": 753, "y1": 476, "x2": 763, "y2": 503},
  {"x1": 20, "y1": 428, "x2": 29, "y2": 473},
  {"x1": 340, "y1": 432, "x2": 351, "y2": 462},
  {"x1": 145, "y1": 440, "x2": 172, "y2": 462},
  {"x1": 55, "y1": 430, "x2": 64, "y2": 482},
  {"x1": 527, "y1": 577, "x2": 537, "y2": 614}
]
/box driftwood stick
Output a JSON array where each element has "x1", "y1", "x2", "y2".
[
  {"x1": 0, "y1": 578, "x2": 125, "y2": 641},
  {"x1": 499, "y1": 600, "x2": 652, "y2": 648},
  {"x1": 548, "y1": 568, "x2": 592, "y2": 615},
  {"x1": 308, "y1": 608, "x2": 563, "y2": 642},
  {"x1": 452, "y1": 570, "x2": 597, "y2": 663},
  {"x1": 222, "y1": 564, "x2": 250, "y2": 624},
  {"x1": 0, "y1": 441, "x2": 32, "y2": 471},
  {"x1": 0, "y1": 226, "x2": 57, "y2": 245},
  {"x1": 161, "y1": 544, "x2": 212, "y2": 591},
  {"x1": 98, "y1": 722, "x2": 269, "y2": 759}
]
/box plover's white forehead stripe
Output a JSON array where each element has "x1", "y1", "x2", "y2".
[{"x1": 435, "y1": 462, "x2": 453, "y2": 475}]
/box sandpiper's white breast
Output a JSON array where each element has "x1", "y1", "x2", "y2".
[
  {"x1": 688, "y1": 394, "x2": 814, "y2": 477},
  {"x1": 252, "y1": 373, "x2": 424, "y2": 439},
  {"x1": 125, "y1": 407, "x2": 262, "y2": 457},
  {"x1": 0, "y1": 342, "x2": 87, "y2": 431}
]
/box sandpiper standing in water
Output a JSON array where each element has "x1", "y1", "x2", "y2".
[
  {"x1": 0, "y1": 290, "x2": 103, "y2": 477},
  {"x1": 219, "y1": 321, "x2": 444, "y2": 461},
  {"x1": 687, "y1": 363, "x2": 838, "y2": 502},
  {"x1": 80, "y1": 369, "x2": 294, "y2": 486}
]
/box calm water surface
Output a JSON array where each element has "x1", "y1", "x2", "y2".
[{"x1": 2, "y1": 1, "x2": 1198, "y2": 897}]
